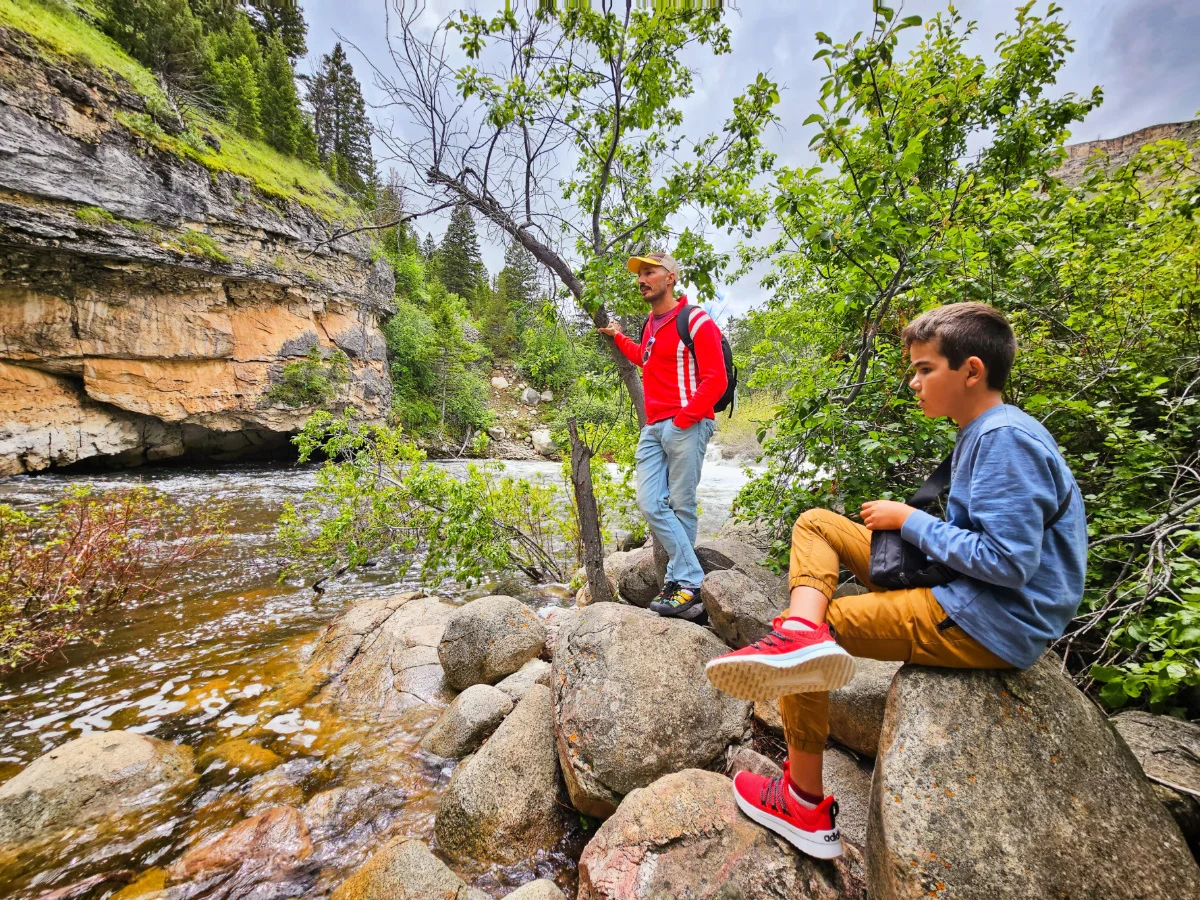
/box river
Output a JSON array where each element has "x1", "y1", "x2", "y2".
[{"x1": 0, "y1": 456, "x2": 752, "y2": 899}]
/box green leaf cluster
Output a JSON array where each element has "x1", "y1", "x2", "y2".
[
  {"x1": 267, "y1": 345, "x2": 351, "y2": 409},
  {"x1": 734, "y1": 3, "x2": 1200, "y2": 711}
]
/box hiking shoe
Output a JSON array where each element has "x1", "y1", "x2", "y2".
[
  {"x1": 704, "y1": 617, "x2": 855, "y2": 700},
  {"x1": 650, "y1": 580, "x2": 679, "y2": 608},
  {"x1": 649, "y1": 584, "x2": 707, "y2": 622},
  {"x1": 732, "y1": 762, "x2": 843, "y2": 859}
]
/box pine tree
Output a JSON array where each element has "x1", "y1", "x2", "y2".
[
  {"x1": 421, "y1": 233, "x2": 437, "y2": 261},
  {"x1": 211, "y1": 12, "x2": 263, "y2": 137},
  {"x1": 247, "y1": 0, "x2": 307, "y2": 63},
  {"x1": 436, "y1": 203, "x2": 487, "y2": 308},
  {"x1": 304, "y1": 43, "x2": 374, "y2": 197},
  {"x1": 258, "y1": 34, "x2": 302, "y2": 155},
  {"x1": 483, "y1": 239, "x2": 540, "y2": 356},
  {"x1": 104, "y1": 0, "x2": 208, "y2": 86}
]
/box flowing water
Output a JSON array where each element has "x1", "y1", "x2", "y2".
[{"x1": 0, "y1": 456, "x2": 752, "y2": 900}]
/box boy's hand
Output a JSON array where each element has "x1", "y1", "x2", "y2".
[
  {"x1": 597, "y1": 322, "x2": 622, "y2": 337},
  {"x1": 861, "y1": 500, "x2": 918, "y2": 531}
]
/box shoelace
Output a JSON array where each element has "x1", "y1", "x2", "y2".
[
  {"x1": 760, "y1": 775, "x2": 791, "y2": 815},
  {"x1": 748, "y1": 616, "x2": 795, "y2": 650},
  {"x1": 665, "y1": 588, "x2": 694, "y2": 608}
]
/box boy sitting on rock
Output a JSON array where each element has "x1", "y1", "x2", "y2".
[{"x1": 705, "y1": 302, "x2": 1087, "y2": 859}]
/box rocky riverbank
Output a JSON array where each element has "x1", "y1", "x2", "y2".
[{"x1": 2, "y1": 519, "x2": 1198, "y2": 899}]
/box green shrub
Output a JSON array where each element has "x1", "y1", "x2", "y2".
[
  {"x1": 517, "y1": 322, "x2": 578, "y2": 392},
  {"x1": 268, "y1": 345, "x2": 350, "y2": 408},
  {"x1": 73, "y1": 205, "x2": 116, "y2": 225}
]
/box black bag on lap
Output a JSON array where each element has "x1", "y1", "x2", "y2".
[
  {"x1": 869, "y1": 454, "x2": 1072, "y2": 590},
  {"x1": 868, "y1": 455, "x2": 960, "y2": 590}
]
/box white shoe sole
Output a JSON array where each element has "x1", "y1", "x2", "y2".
[
  {"x1": 705, "y1": 642, "x2": 856, "y2": 701},
  {"x1": 732, "y1": 782, "x2": 844, "y2": 859}
]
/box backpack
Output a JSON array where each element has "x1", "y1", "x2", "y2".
[{"x1": 676, "y1": 303, "x2": 738, "y2": 416}]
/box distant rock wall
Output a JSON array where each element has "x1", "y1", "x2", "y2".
[
  {"x1": 0, "y1": 28, "x2": 393, "y2": 475},
  {"x1": 1053, "y1": 119, "x2": 1200, "y2": 186}
]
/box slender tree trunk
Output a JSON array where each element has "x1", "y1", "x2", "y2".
[{"x1": 568, "y1": 418, "x2": 613, "y2": 605}]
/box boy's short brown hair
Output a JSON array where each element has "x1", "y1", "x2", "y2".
[{"x1": 902, "y1": 302, "x2": 1016, "y2": 391}]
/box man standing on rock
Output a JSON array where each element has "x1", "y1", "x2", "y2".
[{"x1": 597, "y1": 252, "x2": 728, "y2": 621}]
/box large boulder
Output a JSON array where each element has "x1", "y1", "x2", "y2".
[
  {"x1": 0, "y1": 730, "x2": 195, "y2": 850},
  {"x1": 493, "y1": 658, "x2": 551, "y2": 702},
  {"x1": 701, "y1": 568, "x2": 777, "y2": 648},
  {"x1": 868, "y1": 654, "x2": 1200, "y2": 899},
  {"x1": 166, "y1": 806, "x2": 315, "y2": 900},
  {"x1": 1113, "y1": 710, "x2": 1200, "y2": 856},
  {"x1": 829, "y1": 658, "x2": 900, "y2": 756},
  {"x1": 715, "y1": 518, "x2": 777, "y2": 553},
  {"x1": 552, "y1": 604, "x2": 750, "y2": 818},
  {"x1": 329, "y1": 837, "x2": 473, "y2": 900},
  {"x1": 531, "y1": 429, "x2": 556, "y2": 458},
  {"x1": 434, "y1": 684, "x2": 567, "y2": 863},
  {"x1": 694, "y1": 536, "x2": 788, "y2": 599},
  {"x1": 305, "y1": 592, "x2": 457, "y2": 718},
  {"x1": 437, "y1": 595, "x2": 547, "y2": 691},
  {"x1": 614, "y1": 547, "x2": 659, "y2": 607},
  {"x1": 419, "y1": 684, "x2": 513, "y2": 759},
  {"x1": 521, "y1": 387, "x2": 542, "y2": 405},
  {"x1": 577, "y1": 769, "x2": 841, "y2": 900}
]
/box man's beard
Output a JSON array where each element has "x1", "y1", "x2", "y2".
[{"x1": 641, "y1": 285, "x2": 669, "y2": 304}]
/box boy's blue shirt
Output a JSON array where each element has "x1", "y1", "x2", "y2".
[{"x1": 900, "y1": 404, "x2": 1087, "y2": 668}]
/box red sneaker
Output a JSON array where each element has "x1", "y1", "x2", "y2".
[
  {"x1": 732, "y1": 763, "x2": 843, "y2": 859},
  {"x1": 704, "y1": 617, "x2": 855, "y2": 700}
]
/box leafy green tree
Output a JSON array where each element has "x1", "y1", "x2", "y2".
[
  {"x1": 736, "y1": 3, "x2": 1200, "y2": 711},
  {"x1": 355, "y1": 2, "x2": 779, "y2": 425},
  {"x1": 436, "y1": 203, "x2": 488, "y2": 310},
  {"x1": 267, "y1": 345, "x2": 350, "y2": 408},
  {"x1": 258, "y1": 33, "x2": 302, "y2": 154},
  {"x1": 483, "y1": 238, "x2": 540, "y2": 353},
  {"x1": 305, "y1": 42, "x2": 375, "y2": 197}
]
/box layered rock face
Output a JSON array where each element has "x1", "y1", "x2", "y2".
[{"x1": 0, "y1": 29, "x2": 393, "y2": 475}]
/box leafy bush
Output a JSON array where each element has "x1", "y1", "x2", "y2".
[
  {"x1": 517, "y1": 321, "x2": 579, "y2": 392},
  {"x1": 278, "y1": 414, "x2": 571, "y2": 583},
  {"x1": 735, "y1": 4, "x2": 1200, "y2": 712},
  {"x1": 0, "y1": 486, "x2": 226, "y2": 673},
  {"x1": 267, "y1": 345, "x2": 350, "y2": 408}
]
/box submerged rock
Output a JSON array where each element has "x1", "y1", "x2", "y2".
[
  {"x1": 166, "y1": 805, "x2": 314, "y2": 900},
  {"x1": 868, "y1": 654, "x2": 1200, "y2": 899},
  {"x1": 197, "y1": 739, "x2": 282, "y2": 778},
  {"x1": 305, "y1": 592, "x2": 457, "y2": 718},
  {"x1": 577, "y1": 769, "x2": 841, "y2": 900},
  {"x1": 419, "y1": 684, "x2": 513, "y2": 759},
  {"x1": 552, "y1": 603, "x2": 750, "y2": 818},
  {"x1": 329, "y1": 836, "x2": 473, "y2": 900},
  {"x1": 437, "y1": 595, "x2": 546, "y2": 691},
  {"x1": 434, "y1": 685, "x2": 567, "y2": 863},
  {"x1": 0, "y1": 730, "x2": 195, "y2": 851}
]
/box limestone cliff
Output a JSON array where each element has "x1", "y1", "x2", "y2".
[
  {"x1": 1054, "y1": 119, "x2": 1200, "y2": 186},
  {"x1": 0, "y1": 24, "x2": 394, "y2": 475}
]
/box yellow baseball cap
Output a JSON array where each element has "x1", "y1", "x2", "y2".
[{"x1": 627, "y1": 252, "x2": 680, "y2": 277}]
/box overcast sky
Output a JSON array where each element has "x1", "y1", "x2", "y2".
[{"x1": 301, "y1": 0, "x2": 1200, "y2": 316}]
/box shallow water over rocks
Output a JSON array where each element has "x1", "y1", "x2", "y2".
[{"x1": 0, "y1": 458, "x2": 750, "y2": 899}]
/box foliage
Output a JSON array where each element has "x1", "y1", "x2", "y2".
[
  {"x1": 436, "y1": 203, "x2": 489, "y2": 312},
  {"x1": 74, "y1": 204, "x2": 116, "y2": 225},
  {"x1": 0, "y1": 486, "x2": 226, "y2": 673},
  {"x1": 0, "y1": 0, "x2": 170, "y2": 108},
  {"x1": 375, "y1": 0, "x2": 781, "y2": 423},
  {"x1": 257, "y1": 32, "x2": 302, "y2": 154},
  {"x1": 101, "y1": 0, "x2": 207, "y2": 86},
  {"x1": 517, "y1": 318, "x2": 579, "y2": 393},
  {"x1": 482, "y1": 238, "x2": 541, "y2": 356},
  {"x1": 304, "y1": 42, "x2": 375, "y2": 200},
  {"x1": 735, "y1": 2, "x2": 1200, "y2": 711},
  {"x1": 267, "y1": 345, "x2": 350, "y2": 408},
  {"x1": 278, "y1": 413, "x2": 570, "y2": 584}
]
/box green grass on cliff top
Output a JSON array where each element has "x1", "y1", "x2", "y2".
[{"x1": 0, "y1": 0, "x2": 360, "y2": 226}]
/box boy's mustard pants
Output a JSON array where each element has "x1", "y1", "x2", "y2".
[{"x1": 781, "y1": 509, "x2": 1012, "y2": 755}]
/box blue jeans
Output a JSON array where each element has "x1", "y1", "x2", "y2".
[{"x1": 635, "y1": 417, "x2": 716, "y2": 589}]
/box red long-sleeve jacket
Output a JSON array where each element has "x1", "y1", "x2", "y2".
[{"x1": 613, "y1": 298, "x2": 728, "y2": 428}]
